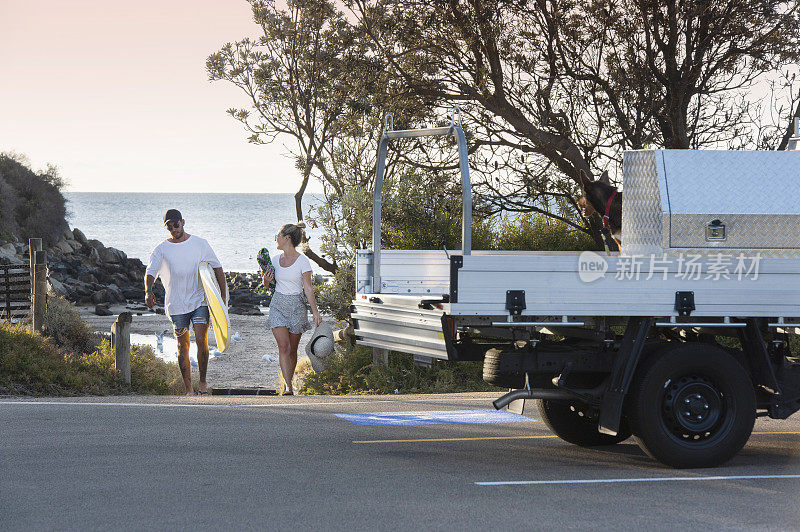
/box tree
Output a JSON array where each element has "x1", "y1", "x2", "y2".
[
  {"x1": 207, "y1": 0, "x2": 375, "y2": 272},
  {"x1": 349, "y1": 0, "x2": 800, "y2": 247}
]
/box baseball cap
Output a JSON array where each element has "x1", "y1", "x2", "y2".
[{"x1": 163, "y1": 209, "x2": 182, "y2": 225}]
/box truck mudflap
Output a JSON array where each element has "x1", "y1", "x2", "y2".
[{"x1": 351, "y1": 294, "x2": 449, "y2": 359}]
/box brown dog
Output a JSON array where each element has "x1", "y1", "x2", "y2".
[{"x1": 578, "y1": 170, "x2": 622, "y2": 248}]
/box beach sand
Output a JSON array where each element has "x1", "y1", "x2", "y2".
[{"x1": 78, "y1": 306, "x2": 316, "y2": 391}]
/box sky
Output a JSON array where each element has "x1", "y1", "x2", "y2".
[{"x1": 0, "y1": 0, "x2": 311, "y2": 193}]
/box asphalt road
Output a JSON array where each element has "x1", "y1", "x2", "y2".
[{"x1": 2, "y1": 393, "x2": 799, "y2": 531}]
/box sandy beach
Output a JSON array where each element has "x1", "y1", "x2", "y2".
[{"x1": 78, "y1": 305, "x2": 317, "y2": 391}]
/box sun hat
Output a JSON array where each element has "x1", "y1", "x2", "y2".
[{"x1": 305, "y1": 321, "x2": 335, "y2": 372}]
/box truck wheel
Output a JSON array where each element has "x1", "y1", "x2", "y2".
[
  {"x1": 482, "y1": 348, "x2": 525, "y2": 388},
  {"x1": 628, "y1": 343, "x2": 755, "y2": 468},
  {"x1": 536, "y1": 399, "x2": 632, "y2": 446}
]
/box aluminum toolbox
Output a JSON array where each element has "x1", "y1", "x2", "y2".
[{"x1": 622, "y1": 150, "x2": 800, "y2": 257}]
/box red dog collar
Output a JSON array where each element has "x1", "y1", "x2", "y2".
[{"x1": 602, "y1": 190, "x2": 618, "y2": 230}]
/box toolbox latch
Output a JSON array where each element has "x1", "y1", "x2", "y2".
[{"x1": 706, "y1": 219, "x2": 726, "y2": 241}]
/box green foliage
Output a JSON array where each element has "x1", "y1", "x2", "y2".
[
  {"x1": 298, "y1": 343, "x2": 500, "y2": 395},
  {"x1": 43, "y1": 294, "x2": 100, "y2": 354},
  {"x1": 492, "y1": 213, "x2": 596, "y2": 251},
  {"x1": 0, "y1": 323, "x2": 184, "y2": 396},
  {"x1": 0, "y1": 153, "x2": 68, "y2": 245}
]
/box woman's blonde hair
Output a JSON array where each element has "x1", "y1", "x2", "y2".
[{"x1": 279, "y1": 222, "x2": 306, "y2": 247}]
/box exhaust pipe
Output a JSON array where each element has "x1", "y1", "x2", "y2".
[{"x1": 492, "y1": 388, "x2": 588, "y2": 410}]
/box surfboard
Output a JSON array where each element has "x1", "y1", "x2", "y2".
[{"x1": 199, "y1": 261, "x2": 230, "y2": 352}]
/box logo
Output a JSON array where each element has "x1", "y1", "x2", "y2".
[{"x1": 578, "y1": 251, "x2": 608, "y2": 283}]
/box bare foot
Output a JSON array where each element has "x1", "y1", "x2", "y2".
[
  {"x1": 184, "y1": 390, "x2": 195, "y2": 396},
  {"x1": 198, "y1": 382, "x2": 209, "y2": 395}
]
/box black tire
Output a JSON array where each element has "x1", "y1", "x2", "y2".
[
  {"x1": 536, "y1": 399, "x2": 632, "y2": 446},
  {"x1": 482, "y1": 348, "x2": 525, "y2": 388},
  {"x1": 628, "y1": 343, "x2": 755, "y2": 468}
]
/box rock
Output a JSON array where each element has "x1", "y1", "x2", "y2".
[
  {"x1": 98, "y1": 246, "x2": 126, "y2": 264},
  {"x1": 48, "y1": 277, "x2": 68, "y2": 296},
  {"x1": 86, "y1": 239, "x2": 106, "y2": 251},
  {"x1": 94, "y1": 303, "x2": 113, "y2": 316},
  {"x1": 90, "y1": 287, "x2": 126, "y2": 305},
  {"x1": 0, "y1": 244, "x2": 23, "y2": 264},
  {"x1": 72, "y1": 228, "x2": 88, "y2": 245},
  {"x1": 62, "y1": 226, "x2": 74, "y2": 241},
  {"x1": 123, "y1": 288, "x2": 145, "y2": 301},
  {"x1": 88, "y1": 247, "x2": 101, "y2": 265},
  {"x1": 229, "y1": 305, "x2": 263, "y2": 316},
  {"x1": 155, "y1": 307, "x2": 164, "y2": 315},
  {"x1": 111, "y1": 273, "x2": 129, "y2": 287},
  {"x1": 53, "y1": 240, "x2": 74, "y2": 254},
  {"x1": 78, "y1": 272, "x2": 98, "y2": 284}
]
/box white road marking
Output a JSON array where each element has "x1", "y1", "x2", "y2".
[
  {"x1": 0, "y1": 401, "x2": 235, "y2": 408},
  {"x1": 475, "y1": 474, "x2": 800, "y2": 486},
  {"x1": 0, "y1": 397, "x2": 496, "y2": 409}
]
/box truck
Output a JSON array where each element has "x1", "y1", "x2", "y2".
[{"x1": 350, "y1": 110, "x2": 800, "y2": 468}]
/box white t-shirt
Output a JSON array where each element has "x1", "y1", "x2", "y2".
[
  {"x1": 273, "y1": 252, "x2": 312, "y2": 295},
  {"x1": 145, "y1": 235, "x2": 222, "y2": 317}
]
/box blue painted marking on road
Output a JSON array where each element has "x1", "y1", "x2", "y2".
[{"x1": 335, "y1": 409, "x2": 537, "y2": 426}]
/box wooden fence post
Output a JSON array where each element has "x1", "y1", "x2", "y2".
[
  {"x1": 31, "y1": 250, "x2": 47, "y2": 333},
  {"x1": 112, "y1": 312, "x2": 132, "y2": 384},
  {"x1": 28, "y1": 238, "x2": 41, "y2": 297}
]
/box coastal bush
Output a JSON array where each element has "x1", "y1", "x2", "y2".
[
  {"x1": 43, "y1": 294, "x2": 101, "y2": 354},
  {"x1": 494, "y1": 212, "x2": 596, "y2": 251},
  {"x1": 0, "y1": 322, "x2": 184, "y2": 396},
  {"x1": 0, "y1": 153, "x2": 69, "y2": 246},
  {"x1": 0, "y1": 173, "x2": 19, "y2": 242},
  {"x1": 297, "y1": 343, "x2": 501, "y2": 395}
]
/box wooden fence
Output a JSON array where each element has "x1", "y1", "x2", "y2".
[{"x1": 0, "y1": 264, "x2": 32, "y2": 321}]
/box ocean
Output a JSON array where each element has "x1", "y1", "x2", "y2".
[{"x1": 64, "y1": 192, "x2": 327, "y2": 273}]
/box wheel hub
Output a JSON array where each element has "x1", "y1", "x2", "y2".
[{"x1": 662, "y1": 377, "x2": 723, "y2": 439}]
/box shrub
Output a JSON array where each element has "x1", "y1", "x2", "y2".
[
  {"x1": 0, "y1": 153, "x2": 69, "y2": 246},
  {"x1": 43, "y1": 294, "x2": 101, "y2": 354},
  {"x1": 491, "y1": 212, "x2": 596, "y2": 251},
  {"x1": 298, "y1": 343, "x2": 501, "y2": 395},
  {"x1": 0, "y1": 322, "x2": 185, "y2": 396}
]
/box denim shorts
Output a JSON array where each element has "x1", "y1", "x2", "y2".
[{"x1": 169, "y1": 305, "x2": 210, "y2": 331}]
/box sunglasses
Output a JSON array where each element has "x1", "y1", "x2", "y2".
[{"x1": 166, "y1": 221, "x2": 181, "y2": 230}]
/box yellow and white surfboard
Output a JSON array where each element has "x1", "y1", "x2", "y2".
[{"x1": 199, "y1": 261, "x2": 230, "y2": 352}]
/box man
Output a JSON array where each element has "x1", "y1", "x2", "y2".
[{"x1": 144, "y1": 209, "x2": 226, "y2": 395}]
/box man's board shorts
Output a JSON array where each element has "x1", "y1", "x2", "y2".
[{"x1": 169, "y1": 305, "x2": 210, "y2": 332}]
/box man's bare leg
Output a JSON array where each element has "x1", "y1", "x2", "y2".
[
  {"x1": 194, "y1": 322, "x2": 210, "y2": 394},
  {"x1": 175, "y1": 327, "x2": 194, "y2": 395}
]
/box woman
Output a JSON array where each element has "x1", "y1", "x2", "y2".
[{"x1": 261, "y1": 222, "x2": 322, "y2": 395}]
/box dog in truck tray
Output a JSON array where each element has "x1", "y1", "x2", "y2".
[{"x1": 578, "y1": 170, "x2": 622, "y2": 249}]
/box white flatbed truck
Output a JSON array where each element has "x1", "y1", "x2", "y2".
[{"x1": 351, "y1": 112, "x2": 800, "y2": 468}]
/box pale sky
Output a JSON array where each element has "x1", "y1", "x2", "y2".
[{"x1": 0, "y1": 0, "x2": 311, "y2": 193}]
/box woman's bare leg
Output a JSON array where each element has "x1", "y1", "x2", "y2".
[
  {"x1": 272, "y1": 326, "x2": 294, "y2": 393},
  {"x1": 287, "y1": 332, "x2": 302, "y2": 393}
]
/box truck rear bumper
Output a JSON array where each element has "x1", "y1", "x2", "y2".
[{"x1": 351, "y1": 294, "x2": 449, "y2": 359}]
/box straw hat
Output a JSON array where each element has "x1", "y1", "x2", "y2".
[{"x1": 305, "y1": 321, "x2": 335, "y2": 372}]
